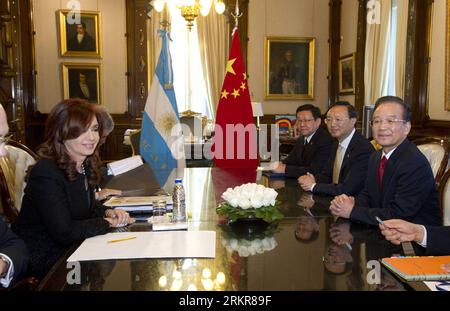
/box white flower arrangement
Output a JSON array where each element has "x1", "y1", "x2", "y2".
[
  {"x1": 221, "y1": 237, "x2": 278, "y2": 257},
  {"x1": 221, "y1": 183, "x2": 278, "y2": 209},
  {"x1": 217, "y1": 183, "x2": 283, "y2": 223}
]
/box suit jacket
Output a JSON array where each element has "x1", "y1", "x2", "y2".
[
  {"x1": 0, "y1": 218, "x2": 29, "y2": 285},
  {"x1": 283, "y1": 127, "x2": 334, "y2": 178},
  {"x1": 12, "y1": 158, "x2": 110, "y2": 278},
  {"x1": 351, "y1": 139, "x2": 441, "y2": 226},
  {"x1": 425, "y1": 226, "x2": 450, "y2": 255},
  {"x1": 67, "y1": 32, "x2": 96, "y2": 51},
  {"x1": 313, "y1": 130, "x2": 374, "y2": 196}
]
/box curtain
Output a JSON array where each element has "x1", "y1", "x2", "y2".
[
  {"x1": 395, "y1": 0, "x2": 409, "y2": 98},
  {"x1": 364, "y1": 0, "x2": 392, "y2": 106},
  {"x1": 197, "y1": 14, "x2": 229, "y2": 120}
]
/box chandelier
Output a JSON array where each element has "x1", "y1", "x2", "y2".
[{"x1": 152, "y1": 0, "x2": 226, "y2": 31}]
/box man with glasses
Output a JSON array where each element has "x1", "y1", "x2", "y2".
[
  {"x1": 330, "y1": 96, "x2": 441, "y2": 226},
  {"x1": 298, "y1": 101, "x2": 374, "y2": 196},
  {"x1": 273, "y1": 104, "x2": 333, "y2": 178},
  {"x1": 0, "y1": 104, "x2": 29, "y2": 288}
]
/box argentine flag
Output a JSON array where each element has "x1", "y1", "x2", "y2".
[{"x1": 140, "y1": 29, "x2": 185, "y2": 186}]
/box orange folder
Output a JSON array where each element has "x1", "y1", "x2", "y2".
[{"x1": 382, "y1": 256, "x2": 450, "y2": 281}]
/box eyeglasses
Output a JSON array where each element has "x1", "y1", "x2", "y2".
[
  {"x1": 370, "y1": 118, "x2": 407, "y2": 127},
  {"x1": 297, "y1": 119, "x2": 315, "y2": 124},
  {"x1": 0, "y1": 134, "x2": 12, "y2": 144},
  {"x1": 324, "y1": 117, "x2": 349, "y2": 125}
]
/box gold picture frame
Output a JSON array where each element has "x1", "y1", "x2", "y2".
[
  {"x1": 58, "y1": 10, "x2": 101, "y2": 58},
  {"x1": 62, "y1": 63, "x2": 101, "y2": 105},
  {"x1": 446, "y1": 0, "x2": 450, "y2": 110},
  {"x1": 265, "y1": 37, "x2": 315, "y2": 100},
  {"x1": 339, "y1": 53, "x2": 356, "y2": 95}
]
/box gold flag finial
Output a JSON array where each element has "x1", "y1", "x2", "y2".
[{"x1": 231, "y1": 0, "x2": 243, "y2": 34}]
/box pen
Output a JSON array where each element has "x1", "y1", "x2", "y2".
[
  {"x1": 375, "y1": 216, "x2": 391, "y2": 229},
  {"x1": 107, "y1": 236, "x2": 136, "y2": 244}
]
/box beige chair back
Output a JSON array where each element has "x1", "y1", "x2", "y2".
[
  {"x1": 439, "y1": 170, "x2": 450, "y2": 226},
  {"x1": 413, "y1": 137, "x2": 450, "y2": 186},
  {"x1": 1, "y1": 141, "x2": 37, "y2": 217}
]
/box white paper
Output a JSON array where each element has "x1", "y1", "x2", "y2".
[
  {"x1": 107, "y1": 155, "x2": 143, "y2": 176},
  {"x1": 67, "y1": 231, "x2": 216, "y2": 262},
  {"x1": 152, "y1": 222, "x2": 188, "y2": 231},
  {"x1": 424, "y1": 281, "x2": 449, "y2": 291},
  {"x1": 257, "y1": 162, "x2": 279, "y2": 171}
]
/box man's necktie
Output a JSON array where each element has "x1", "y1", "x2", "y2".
[
  {"x1": 332, "y1": 144, "x2": 345, "y2": 184},
  {"x1": 378, "y1": 156, "x2": 388, "y2": 189}
]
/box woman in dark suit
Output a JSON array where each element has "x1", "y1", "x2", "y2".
[{"x1": 12, "y1": 99, "x2": 134, "y2": 278}]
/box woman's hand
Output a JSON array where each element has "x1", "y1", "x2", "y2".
[
  {"x1": 104, "y1": 209, "x2": 135, "y2": 227},
  {"x1": 96, "y1": 188, "x2": 122, "y2": 201}
]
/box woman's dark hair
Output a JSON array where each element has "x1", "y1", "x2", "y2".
[{"x1": 37, "y1": 99, "x2": 105, "y2": 185}]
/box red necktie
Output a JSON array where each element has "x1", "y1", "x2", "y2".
[{"x1": 378, "y1": 156, "x2": 388, "y2": 189}]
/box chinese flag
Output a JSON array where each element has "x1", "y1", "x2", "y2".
[{"x1": 212, "y1": 29, "x2": 259, "y2": 168}]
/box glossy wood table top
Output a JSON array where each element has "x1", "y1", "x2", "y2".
[{"x1": 38, "y1": 167, "x2": 421, "y2": 291}]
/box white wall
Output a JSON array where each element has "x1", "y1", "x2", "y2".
[
  {"x1": 248, "y1": 0, "x2": 329, "y2": 115},
  {"x1": 34, "y1": 0, "x2": 127, "y2": 113},
  {"x1": 338, "y1": 0, "x2": 358, "y2": 107},
  {"x1": 428, "y1": 0, "x2": 450, "y2": 120}
]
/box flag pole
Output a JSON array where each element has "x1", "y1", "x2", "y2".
[
  {"x1": 160, "y1": 19, "x2": 170, "y2": 31},
  {"x1": 231, "y1": 0, "x2": 243, "y2": 35}
]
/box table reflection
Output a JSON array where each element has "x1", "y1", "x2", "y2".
[{"x1": 39, "y1": 168, "x2": 410, "y2": 291}]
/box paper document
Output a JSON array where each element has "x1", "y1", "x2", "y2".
[
  {"x1": 425, "y1": 281, "x2": 450, "y2": 291},
  {"x1": 153, "y1": 222, "x2": 188, "y2": 231},
  {"x1": 67, "y1": 231, "x2": 216, "y2": 262},
  {"x1": 107, "y1": 155, "x2": 143, "y2": 176},
  {"x1": 104, "y1": 195, "x2": 173, "y2": 207}
]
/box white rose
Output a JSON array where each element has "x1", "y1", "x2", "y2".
[
  {"x1": 238, "y1": 196, "x2": 252, "y2": 209},
  {"x1": 250, "y1": 195, "x2": 263, "y2": 209}
]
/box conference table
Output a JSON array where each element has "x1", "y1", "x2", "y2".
[{"x1": 37, "y1": 166, "x2": 428, "y2": 291}]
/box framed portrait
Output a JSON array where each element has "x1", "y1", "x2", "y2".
[
  {"x1": 339, "y1": 53, "x2": 356, "y2": 95},
  {"x1": 265, "y1": 37, "x2": 315, "y2": 100},
  {"x1": 58, "y1": 10, "x2": 101, "y2": 57},
  {"x1": 62, "y1": 63, "x2": 101, "y2": 105}
]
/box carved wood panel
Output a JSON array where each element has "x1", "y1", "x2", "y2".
[{"x1": 0, "y1": 0, "x2": 28, "y2": 143}]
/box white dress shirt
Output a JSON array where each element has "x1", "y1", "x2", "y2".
[{"x1": 0, "y1": 253, "x2": 14, "y2": 288}]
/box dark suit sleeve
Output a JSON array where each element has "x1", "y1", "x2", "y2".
[
  {"x1": 425, "y1": 226, "x2": 450, "y2": 256},
  {"x1": 25, "y1": 168, "x2": 110, "y2": 246},
  {"x1": 283, "y1": 139, "x2": 303, "y2": 165},
  {"x1": 284, "y1": 132, "x2": 333, "y2": 178},
  {"x1": 350, "y1": 159, "x2": 435, "y2": 226},
  {"x1": 0, "y1": 219, "x2": 29, "y2": 283},
  {"x1": 313, "y1": 141, "x2": 373, "y2": 196}
]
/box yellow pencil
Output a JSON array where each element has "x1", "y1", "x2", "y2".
[{"x1": 107, "y1": 236, "x2": 137, "y2": 244}]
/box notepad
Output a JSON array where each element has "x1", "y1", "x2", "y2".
[{"x1": 381, "y1": 256, "x2": 450, "y2": 281}]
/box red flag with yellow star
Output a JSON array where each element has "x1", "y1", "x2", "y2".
[{"x1": 212, "y1": 29, "x2": 258, "y2": 168}]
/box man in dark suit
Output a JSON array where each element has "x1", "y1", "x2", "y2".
[
  {"x1": 380, "y1": 219, "x2": 450, "y2": 257},
  {"x1": 273, "y1": 104, "x2": 333, "y2": 178},
  {"x1": 0, "y1": 104, "x2": 29, "y2": 288},
  {"x1": 69, "y1": 71, "x2": 97, "y2": 102},
  {"x1": 298, "y1": 102, "x2": 374, "y2": 196},
  {"x1": 330, "y1": 96, "x2": 441, "y2": 226},
  {"x1": 67, "y1": 22, "x2": 96, "y2": 52}
]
